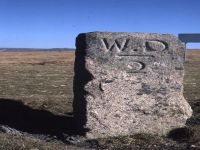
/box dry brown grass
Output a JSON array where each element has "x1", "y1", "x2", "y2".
[
  {"x1": 0, "y1": 51, "x2": 74, "y2": 64},
  {"x1": 0, "y1": 51, "x2": 75, "y2": 115},
  {"x1": 186, "y1": 49, "x2": 200, "y2": 62}
]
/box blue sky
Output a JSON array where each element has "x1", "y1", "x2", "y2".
[{"x1": 0, "y1": 0, "x2": 200, "y2": 48}]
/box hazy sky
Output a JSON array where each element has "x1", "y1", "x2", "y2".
[{"x1": 0, "y1": 0, "x2": 200, "y2": 48}]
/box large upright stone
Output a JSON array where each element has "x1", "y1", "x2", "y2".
[{"x1": 73, "y1": 32, "x2": 192, "y2": 139}]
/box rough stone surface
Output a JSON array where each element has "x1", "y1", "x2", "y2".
[{"x1": 73, "y1": 32, "x2": 193, "y2": 139}]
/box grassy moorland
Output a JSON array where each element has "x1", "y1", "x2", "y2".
[{"x1": 0, "y1": 50, "x2": 199, "y2": 149}]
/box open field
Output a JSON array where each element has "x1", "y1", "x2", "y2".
[
  {"x1": 0, "y1": 52, "x2": 74, "y2": 115},
  {"x1": 0, "y1": 50, "x2": 199, "y2": 149}
]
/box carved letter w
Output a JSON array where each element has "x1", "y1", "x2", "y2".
[{"x1": 101, "y1": 38, "x2": 129, "y2": 52}]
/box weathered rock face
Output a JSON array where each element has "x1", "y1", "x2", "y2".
[{"x1": 73, "y1": 32, "x2": 192, "y2": 139}]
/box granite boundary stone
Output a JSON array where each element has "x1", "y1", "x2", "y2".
[{"x1": 73, "y1": 32, "x2": 193, "y2": 139}]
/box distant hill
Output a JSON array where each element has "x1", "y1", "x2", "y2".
[
  {"x1": 0, "y1": 48, "x2": 199, "y2": 52},
  {"x1": 0, "y1": 48, "x2": 75, "y2": 52},
  {"x1": 187, "y1": 49, "x2": 200, "y2": 51}
]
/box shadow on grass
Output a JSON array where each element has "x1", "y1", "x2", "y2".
[
  {"x1": 168, "y1": 127, "x2": 194, "y2": 142},
  {"x1": 0, "y1": 98, "x2": 82, "y2": 141}
]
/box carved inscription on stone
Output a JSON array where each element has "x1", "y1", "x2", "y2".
[
  {"x1": 100, "y1": 38, "x2": 129, "y2": 52},
  {"x1": 100, "y1": 37, "x2": 151, "y2": 73},
  {"x1": 145, "y1": 40, "x2": 167, "y2": 51},
  {"x1": 101, "y1": 38, "x2": 167, "y2": 54},
  {"x1": 74, "y1": 32, "x2": 192, "y2": 139},
  {"x1": 127, "y1": 61, "x2": 145, "y2": 71}
]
